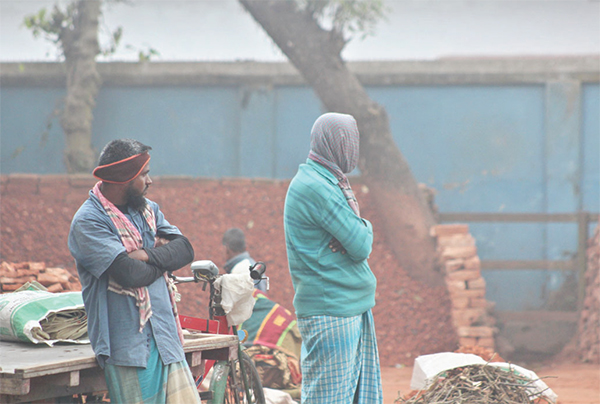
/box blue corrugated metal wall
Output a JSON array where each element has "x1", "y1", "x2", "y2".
[{"x1": 1, "y1": 77, "x2": 598, "y2": 312}]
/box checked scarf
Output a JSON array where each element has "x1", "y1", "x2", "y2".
[
  {"x1": 93, "y1": 182, "x2": 184, "y2": 343},
  {"x1": 308, "y1": 112, "x2": 361, "y2": 216}
]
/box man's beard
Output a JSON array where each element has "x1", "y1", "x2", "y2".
[{"x1": 125, "y1": 185, "x2": 147, "y2": 212}]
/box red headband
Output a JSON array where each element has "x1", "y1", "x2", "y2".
[{"x1": 93, "y1": 152, "x2": 150, "y2": 184}]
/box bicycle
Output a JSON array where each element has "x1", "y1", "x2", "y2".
[{"x1": 172, "y1": 259, "x2": 267, "y2": 404}]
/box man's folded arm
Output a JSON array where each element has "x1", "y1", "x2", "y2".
[
  {"x1": 106, "y1": 253, "x2": 165, "y2": 288},
  {"x1": 106, "y1": 235, "x2": 194, "y2": 288},
  {"x1": 144, "y1": 234, "x2": 194, "y2": 272}
]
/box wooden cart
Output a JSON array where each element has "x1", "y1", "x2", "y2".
[{"x1": 0, "y1": 334, "x2": 238, "y2": 403}]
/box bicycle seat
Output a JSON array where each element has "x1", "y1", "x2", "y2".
[{"x1": 191, "y1": 260, "x2": 219, "y2": 281}]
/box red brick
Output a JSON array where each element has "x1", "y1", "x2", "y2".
[
  {"x1": 444, "y1": 259, "x2": 465, "y2": 273},
  {"x1": 430, "y1": 224, "x2": 470, "y2": 237},
  {"x1": 28, "y1": 262, "x2": 46, "y2": 272},
  {"x1": 467, "y1": 278, "x2": 487, "y2": 290},
  {"x1": 449, "y1": 289, "x2": 486, "y2": 299},
  {"x1": 1, "y1": 282, "x2": 25, "y2": 292},
  {"x1": 70, "y1": 280, "x2": 82, "y2": 291},
  {"x1": 47, "y1": 267, "x2": 70, "y2": 276},
  {"x1": 451, "y1": 297, "x2": 470, "y2": 309},
  {"x1": 464, "y1": 256, "x2": 481, "y2": 270},
  {"x1": 47, "y1": 283, "x2": 64, "y2": 293},
  {"x1": 37, "y1": 272, "x2": 63, "y2": 286},
  {"x1": 469, "y1": 298, "x2": 489, "y2": 308},
  {"x1": 458, "y1": 337, "x2": 478, "y2": 346},
  {"x1": 0, "y1": 262, "x2": 17, "y2": 277},
  {"x1": 477, "y1": 337, "x2": 495, "y2": 349},
  {"x1": 437, "y1": 234, "x2": 476, "y2": 248},
  {"x1": 16, "y1": 269, "x2": 37, "y2": 277},
  {"x1": 441, "y1": 246, "x2": 478, "y2": 260},
  {"x1": 457, "y1": 326, "x2": 494, "y2": 338},
  {"x1": 446, "y1": 279, "x2": 467, "y2": 292},
  {"x1": 452, "y1": 308, "x2": 487, "y2": 327},
  {"x1": 447, "y1": 269, "x2": 481, "y2": 282},
  {"x1": 0, "y1": 276, "x2": 34, "y2": 284}
]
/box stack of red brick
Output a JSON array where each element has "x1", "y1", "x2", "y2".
[
  {"x1": 431, "y1": 224, "x2": 496, "y2": 350},
  {"x1": 0, "y1": 261, "x2": 81, "y2": 293},
  {"x1": 578, "y1": 223, "x2": 599, "y2": 364}
]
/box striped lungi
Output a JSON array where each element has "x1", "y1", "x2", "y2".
[
  {"x1": 297, "y1": 309, "x2": 382, "y2": 404},
  {"x1": 104, "y1": 336, "x2": 200, "y2": 404}
]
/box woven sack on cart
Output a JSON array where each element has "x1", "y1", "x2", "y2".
[
  {"x1": 0, "y1": 282, "x2": 88, "y2": 345},
  {"x1": 244, "y1": 344, "x2": 301, "y2": 390}
]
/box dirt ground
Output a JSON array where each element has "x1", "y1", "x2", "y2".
[{"x1": 381, "y1": 362, "x2": 600, "y2": 404}]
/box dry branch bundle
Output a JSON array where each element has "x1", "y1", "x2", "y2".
[{"x1": 397, "y1": 364, "x2": 554, "y2": 404}]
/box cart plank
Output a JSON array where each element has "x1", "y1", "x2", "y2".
[
  {"x1": 1, "y1": 334, "x2": 238, "y2": 399},
  {"x1": 0, "y1": 341, "x2": 97, "y2": 378},
  {"x1": 183, "y1": 333, "x2": 238, "y2": 352}
]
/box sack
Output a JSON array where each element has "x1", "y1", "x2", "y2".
[
  {"x1": 214, "y1": 273, "x2": 255, "y2": 326},
  {"x1": 0, "y1": 286, "x2": 88, "y2": 345},
  {"x1": 244, "y1": 344, "x2": 301, "y2": 390}
]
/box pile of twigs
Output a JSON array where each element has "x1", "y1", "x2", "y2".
[{"x1": 396, "y1": 364, "x2": 553, "y2": 404}]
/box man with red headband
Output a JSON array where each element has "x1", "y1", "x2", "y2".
[{"x1": 68, "y1": 139, "x2": 200, "y2": 403}]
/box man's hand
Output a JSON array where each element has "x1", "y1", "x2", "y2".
[
  {"x1": 329, "y1": 237, "x2": 346, "y2": 254},
  {"x1": 128, "y1": 249, "x2": 149, "y2": 262},
  {"x1": 155, "y1": 237, "x2": 170, "y2": 247}
]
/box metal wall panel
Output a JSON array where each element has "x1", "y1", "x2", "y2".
[
  {"x1": 1, "y1": 70, "x2": 597, "y2": 313},
  {"x1": 0, "y1": 87, "x2": 65, "y2": 174},
  {"x1": 92, "y1": 86, "x2": 240, "y2": 177}
]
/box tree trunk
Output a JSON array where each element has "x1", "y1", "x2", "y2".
[
  {"x1": 239, "y1": 0, "x2": 442, "y2": 285},
  {"x1": 60, "y1": 0, "x2": 102, "y2": 173}
]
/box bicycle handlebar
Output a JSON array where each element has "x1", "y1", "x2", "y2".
[
  {"x1": 249, "y1": 261, "x2": 266, "y2": 280},
  {"x1": 171, "y1": 275, "x2": 196, "y2": 284},
  {"x1": 171, "y1": 259, "x2": 268, "y2": 287}
]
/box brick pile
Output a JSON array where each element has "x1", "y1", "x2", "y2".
[
  {"x1": 577, "y1": 222, "x2": 599, "y2": 364},
  {"x1": 431, "y1": 224, "x2": 496, "y2": 350},
  {"x1": 0, "y1": 261, "x2": 81, "y2": 293}
]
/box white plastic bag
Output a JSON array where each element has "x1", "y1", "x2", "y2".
[
  {"x1": 214, "y1": 273, "x2": 255, "y2": 326},
  {"x1": 410, "y1": 352, "x2": 486, "y2": 390}
]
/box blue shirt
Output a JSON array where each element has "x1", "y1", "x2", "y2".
[
  {"x1": 68, "y1": 190, "x2": 185, "y2": 368},
  {"x1": 283, "y1": 160, "x2": 377, "y2": 318}
]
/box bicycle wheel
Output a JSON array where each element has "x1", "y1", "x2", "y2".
[{"x1": 210, "y1": 350, "x2": 265, "y2": 404}]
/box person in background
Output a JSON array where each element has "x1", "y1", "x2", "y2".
[
  {"x1": 283, "y1": 113, "x2": 383, "y2": 403},
  {"x1": 68, "y1": 139, "x2": 200, "y2": 404},
  {"x1": 222, "y1": 227, "x2": 267, "y2": 292}
]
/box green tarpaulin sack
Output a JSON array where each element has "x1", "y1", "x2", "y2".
[{"x1": 0, "y1": 283, "x2": 88, "y2": 345}]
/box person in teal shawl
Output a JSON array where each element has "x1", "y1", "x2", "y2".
[{"x1": 283, "y1": 113, "x2": 383, "y2": 403}]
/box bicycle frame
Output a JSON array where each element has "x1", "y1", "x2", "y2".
[{"x1": 173, "y1": 261, "x2": 267, "y2": 404}]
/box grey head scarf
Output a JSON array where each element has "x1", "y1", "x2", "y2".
[{"x1": 307, "y1": 112, "x2": 361, "y2": 216}]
